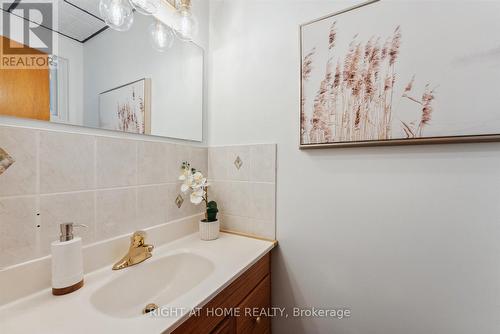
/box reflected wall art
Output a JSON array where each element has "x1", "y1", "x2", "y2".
[{"x1": 99, "y1": 78, "x2": 151, "y2": 135}]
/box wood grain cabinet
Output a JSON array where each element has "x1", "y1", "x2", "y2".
[{"x1": 172, "y1": 252, "x2": 271, "y2": 334}]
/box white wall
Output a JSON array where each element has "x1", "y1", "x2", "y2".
[
  {"x1": 207, "y1": 1, "x2": 500, "y2": 333},
  {"x1": 83, "y1": 14, "x2": 203, "y2": 141},
  {"x1": 57, "y1": 36, "x2": 84, "y2": 125}
]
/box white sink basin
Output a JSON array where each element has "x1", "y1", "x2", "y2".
[
  {"x1": 0, "y1": 233, "x2": 275, "y2": 334},
  {"x1": 90, "y1": 251, "x2": 214, "y2": 318}
]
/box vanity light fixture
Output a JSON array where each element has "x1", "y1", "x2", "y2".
[
  {"x1": 99, "y1": 0, "x2": 198, "y2": 49},
  {"x1": 149, "y1": 19, "x2": 175, "y2": 52},
  {"x1": 173, "y1": 0, "x2": 198, "y2": 42},
  {"x1": 99, "y1": 0, "x2": 134, "y2": 31},
  {"x1": 129, "y1": 0, "x2": 159, "y2": 15}
]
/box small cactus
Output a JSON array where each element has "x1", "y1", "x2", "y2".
[{"x1": 206, "y1": 201, "x2": 218, "y2": 222}]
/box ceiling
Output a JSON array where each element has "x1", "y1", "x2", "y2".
[{"x1": 4, "y1": 0, "x2": 108, "y2": 43}]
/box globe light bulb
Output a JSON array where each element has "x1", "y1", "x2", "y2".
[
  {"x1": 99, "y1": 0, "x2": 134, "y2": 31},
  {"x1": 148, "y1": 20, "x2": 174, "y2": 52},
  {"x1": 174, "y1": 8, "x2": 198, "y2": 42},
  {"x1": 129, "y1": 0, "x2": 158, "y2": 15}
]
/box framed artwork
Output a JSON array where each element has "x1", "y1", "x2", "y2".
[
  {"x1": 99, "y1": 78, "x2": 151, "y2": 135},
  {"x1": 300, "y1": 0, "x2": 500, "y2": 148}
]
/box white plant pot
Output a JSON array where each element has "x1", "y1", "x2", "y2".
[{"x1": 199, "y1": 220, "x2": 220, "y2": 241}]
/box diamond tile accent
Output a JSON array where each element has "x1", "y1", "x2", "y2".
[
  {"x1": 0, "y1": 147, "x2": 15, "y2": 175},
  {"x1": 175, "y1": 194, "x2": 184, "y2": 208},
  {"x1": 234, "y1": 156, "x2": 243, "y2": 170}
]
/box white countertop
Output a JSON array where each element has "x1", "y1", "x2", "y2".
[{"x1": 0, "y1": 232, "x2": 275, "y2": 334}]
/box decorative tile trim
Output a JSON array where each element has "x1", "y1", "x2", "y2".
[
  {"x1": 0, "y1": 147, "x2": 15, "y2": 175},
  {"x1": 175, "y1": 194, "x2": 184, "y2": 208},
  {"x1": 234, "y1": 155, "x2": 243, "y2": 170}
]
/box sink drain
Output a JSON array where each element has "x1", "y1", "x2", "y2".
[{"x1": 143, "y1": 303, "x2": 159, "y2": 314}]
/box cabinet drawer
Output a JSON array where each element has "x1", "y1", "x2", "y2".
[
  {"x1": 236, "y1": 275, "x2": 271, "y2": 334},
  {"x1": 211, "y1": 316, "x2": 236, "y2": 334}
]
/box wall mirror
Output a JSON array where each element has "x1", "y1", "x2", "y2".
[{"x1": 0, "y1": 0, "x2": 204, "y2": 141}]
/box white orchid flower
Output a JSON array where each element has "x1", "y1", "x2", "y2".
[
  {"x1": 179, "y1": 167, "x2": 192, "y2": 181},
  {"x1": 194, "y1": 188, "x2": 205, "y2": 197},
  {"x1": 190, "y1": 195, "x2": 203, "y2": 205},
  {"x1": 179, "y1": 163, "x2": 211, "y2": 207},
  {"x1": 190, "y1": 188, "x2": 205, "y2": 204},
  {"x1": 193, "y1": 171, "x2": 204, "y2": 182},
  {"x1": 193, "y1": 177, "x2": 208, "y2": 189}
]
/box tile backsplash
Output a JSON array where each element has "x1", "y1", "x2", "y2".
[
  {"x1": 0, "y1": 125, "x2": 206, "y2": 268},
  {"x1": 208, "y1": 144, "x2": 276, "y2": 240},
  {"x1": 0, "y1": 124, "x2": 277, "y2": 268}
]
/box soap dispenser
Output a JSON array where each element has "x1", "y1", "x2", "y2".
[{"x1": 51, "y1": 222, "x2": 86, "y2": 296}]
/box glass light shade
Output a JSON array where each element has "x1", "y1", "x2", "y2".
[
  {"x1": 99, "y1": 0, "x2": 134, "y2": 31},
  {"x1": 129, "y1": 0, "x2": 158, "y2": 15},
  {"x1": 148, "y1": 20, "x2": 175, "y2": 52},
  {"x1": 174, "y1": 9, "x2": 198, "y2": 42}
]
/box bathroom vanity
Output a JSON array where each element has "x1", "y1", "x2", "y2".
[{"x1": 0, "y1": 221, "x2": 276, "y2": 334}]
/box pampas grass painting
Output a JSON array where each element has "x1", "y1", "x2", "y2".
[{"x1": 300, "y1": 0, "x2": 500, "y2": 147}]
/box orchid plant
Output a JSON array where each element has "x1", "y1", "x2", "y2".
[{"x1": 179, "y1": 162, "x2": 218, "y2": 222}]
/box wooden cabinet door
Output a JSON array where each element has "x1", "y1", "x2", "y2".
[
  {"x1": 0, "y1": 36, "x2": 50, "y2": 121},
  {"x1": 236, "y1": 275, "x2": 271, "y2": 334},
  {"x1": 211, "y1": 316, "x2": 236, "y2": 334}
]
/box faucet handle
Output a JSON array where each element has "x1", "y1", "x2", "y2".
[{"x1": 130, "y1": 231, "x2": 150, "y2": 247}]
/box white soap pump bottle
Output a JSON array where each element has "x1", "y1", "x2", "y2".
[{"x1": 51, "y1": 222, "x2": 87, "y2": 296}]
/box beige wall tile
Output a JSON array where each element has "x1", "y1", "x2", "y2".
[
  {"x1": 207, "y1": 144, "x2": 277, "y2": 239},
  {"x1": 166, "y1": 144, "x2": 190, "y2": 182},
  {"x1": 208, "y1": 181, "x2": 229, "y2": 214},
  {"x1": 96, "y1": 137, "x2": 137, "y2": 188},
  {"x1": 137, "y1": 141, "x2": 169, "y2": 185},
  {"x1": 96, "y1": 188, "x2": 137, "y2": 240},
  {"x1": 220, "y1": 214, "x2": 251, "y2": 234},
  {"x1": 250, "y1": 182, "x2": 276, "y2": 222},
  {"x1": 40, "y1": 131, "x2": 95, "y2": 193},
  {"x1": 137, "y1": 185, "x2": 168, "y2": 229},
  {"x1": 208, "y1": 147, "x2": 227, "y2": 180},
  {"x1": 250, "y1": 144, "x2": 276, "y2": 183},
  {"x1": 0, "y1": 126, "x2": 213, "y2": 268},
  {"x1": 165, "y1": 182, "x2": 203, "y2": 221},
  {"x1": 226, "y1": 146, "x2": 250, "y2": 181},
  {"x1": 190, "y1": 146, "x2": 208, "y2": 175},
  {"x1": 39, "y1": 191, "x2": 96, "y2": 255},
  {"x1": 249, "y1": 219, "x2": 275, "y2": 240},
  {"x1": 224, "y1": 182, "x2": 251, "y2": 217},
  {"x1": 0, "y1": 196, "x2": 38, "y2": 267},
  {"x1": 0, "y1": 126, "x2": 37, "y2": 196},
  {"x1": 166, "y1": 183, "x2": 186, "y2": 221}
]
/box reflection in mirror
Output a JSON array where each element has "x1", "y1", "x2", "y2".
[{"x1": 0, "y1": 1, "x2": 203, "y2": 141}]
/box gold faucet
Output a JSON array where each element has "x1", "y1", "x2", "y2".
[{"x1": 112, "y1": 231, "x2": 154, "y2": 270}]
